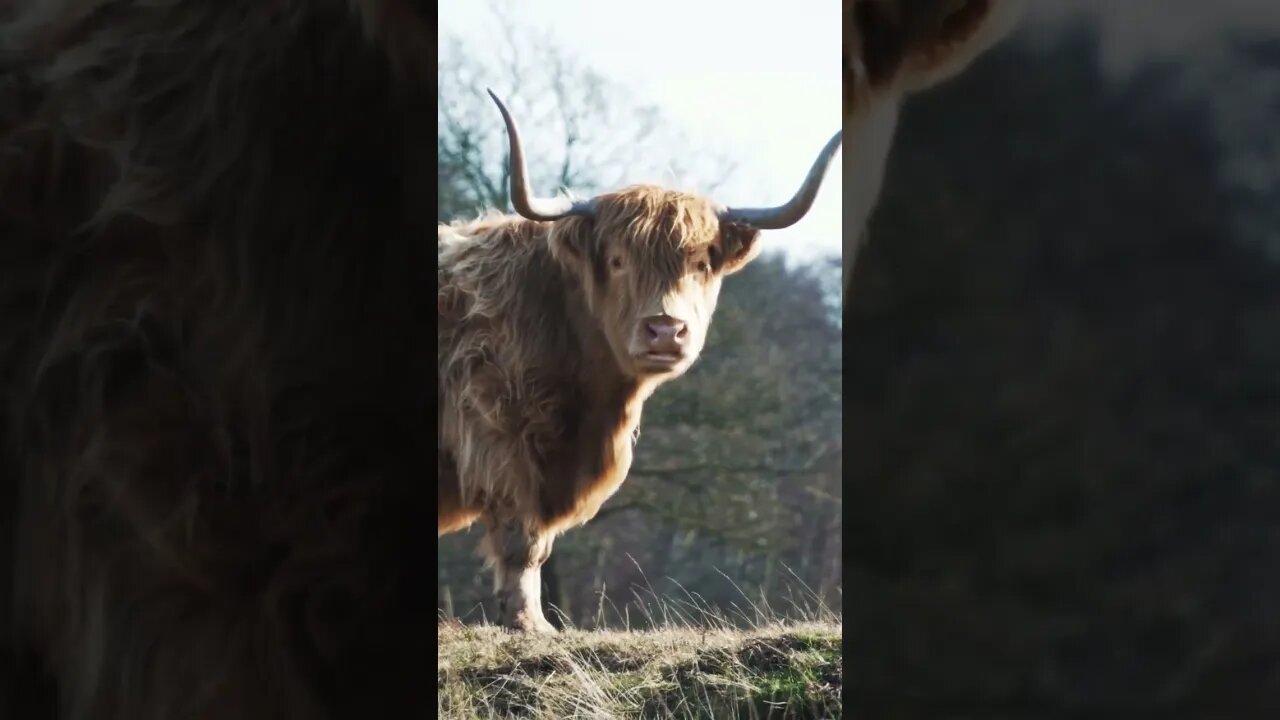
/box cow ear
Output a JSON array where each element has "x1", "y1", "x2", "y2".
[
  {"x1": 853, "y1": 0, "x2": 1020, "y2": 94},
  {"x1": 720, "y1": 223, "x2": 762, "y2": 276},
  {"x1": 904, "y1": 0, "x2": 1020, "y2": 92},
  {"x1": 548, "y1": 217, "x2": 592, "y2": 268}
]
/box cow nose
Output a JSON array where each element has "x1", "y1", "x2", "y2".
[{"x1": 643, "y1": 316, "x2": 689, "y2": 351}]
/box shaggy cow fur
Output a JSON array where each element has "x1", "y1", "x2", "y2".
[
  {"x1": 0, "y1": 1, "x2": 430, "y2": 718},
  {"x1": 843, "y1": 0, "x2": 1022, "y2": 295},
  {"x1": 438, "y1": 186, "x2": 768, "y2": 633}
]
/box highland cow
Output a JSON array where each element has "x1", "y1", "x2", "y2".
[
  {"x1": 437, "y1": 91, "x2": 841, "y2": 632},
  {"x1": 0, "y1": 0, "x2": 429, "y2": 717}
]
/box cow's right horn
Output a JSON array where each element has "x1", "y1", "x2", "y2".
[
  {"x1": 719, "y1": 129, "x2": 843, "y2": 230},
  {"x1": 488, "y1": 89, "x2": 595, "y2": 222}
]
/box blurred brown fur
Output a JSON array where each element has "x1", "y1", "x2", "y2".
[{"x1": 0, "y1": 1, "x2": 430, "y2": 717}]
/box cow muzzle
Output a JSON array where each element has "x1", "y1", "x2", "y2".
[{"x1": 631, "y1": 314, "x2": 690, "y2": 373}]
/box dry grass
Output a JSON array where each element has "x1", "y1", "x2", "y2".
[
  {"x1": 438, "y1": 619, "x2": 841, "y2": 719},
  {"x1": 437, "y1": 575, "x2": 842, "y2": 719}
]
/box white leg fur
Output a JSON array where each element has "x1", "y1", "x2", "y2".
[
  {"x1": 843, "y1": 94, "x2": 901, "y2": 298},
  {"x1": 483, "y1": 520, "x2": 556, "y2": 633},
  {"x1": 493, "y1": 561, "x2": 556, "y2": 634}
]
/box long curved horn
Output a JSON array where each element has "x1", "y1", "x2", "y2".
[
  {"x1": 488, "y1": 89, "x2": 595, "y2": 222},
  {"x1": 720, "y1": 130, "x2": 843, "y2": 230}
]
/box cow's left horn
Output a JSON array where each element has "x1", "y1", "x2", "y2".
[
  {"x1": 719, "y1": 130, "x2": 843, "y2": 230},
  {"x1": 488, "y1": 89, "x2": 595, "y2": 222}
]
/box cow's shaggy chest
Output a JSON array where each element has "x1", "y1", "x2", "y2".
[{"x1": 528, "y1": 376, "x2": 645, "y2": 534}]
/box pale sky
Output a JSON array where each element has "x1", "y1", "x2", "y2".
[{"x1": 438, "y1": 1, "x2": 843, "y2": 266}]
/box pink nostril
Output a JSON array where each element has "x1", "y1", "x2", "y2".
[{"x1": 643, "y1": 317, "x2": 688, "y2": 348}]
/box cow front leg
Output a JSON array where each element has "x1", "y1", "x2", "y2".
[{"x1": 481, "y1": 519, "x2": 556, "y2": 633}]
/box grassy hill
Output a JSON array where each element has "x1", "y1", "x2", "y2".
[{"x1": 437, "y1": 619, "x2": 842, "y2": 719}]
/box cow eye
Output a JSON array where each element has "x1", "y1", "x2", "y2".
[{"x1": 610, "y1": 257, "x2": 623, "y2": 270}]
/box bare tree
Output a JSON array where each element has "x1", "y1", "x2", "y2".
[{"x1": 437, "y1": 4, "x2": 736, "y2": 223}]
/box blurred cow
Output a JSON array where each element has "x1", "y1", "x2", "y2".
[
  {"x1": 844, "y1": 0, "x2": 1023, "y2": 296},
  {"x1": 0, "y1": 0, "x2": 429, "y2": 717}
]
